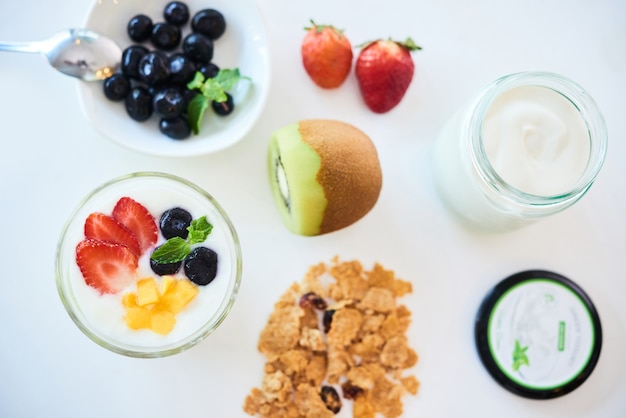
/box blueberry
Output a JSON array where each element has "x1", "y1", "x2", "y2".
[
  {"x1": 153, "y1": 87, "x2": 185, "y2": 119},
  {"x1": 159, "y1": 117, "x2": 191, "y2": 140},
  {"x1": 103, "y1": 73, "x2": 130, "y2": 101},
  {"x1": 138, "y1": 51, "x2": 170, "y2": 85},
  {"x1": 211, "y1": 93, "x2": 234, "y2": 116},
  {"x1": 150, "y1": 251, "x2": 182, "y2": 275},
  {"x1": 197, "y1": 62, "x2": 220, "y2": 79},
  {"x1": 121, "y1": 45, "x2": 149, "y2": 79},
  {"x1": 168, "y1": 53, "x2": 196, "y2": 85},
  {"x1": 127, "y1": 14, "x2": 153, "y2": 42},
  {"x1": 163, "y1": 1, "x2": 190, "y2": 26},
  {"x1": 160, "y1": 207, "x2": 193, "y2": 239},
  {"x1": 184, "y1": 247, "x2": 218, "y2": 285},
  {"x1": 125, "y1": 87, "x2": 153, "y2": 121},
  {"x1": 181, "y1": 88, "x2": 200, "y2": 108},
  {"x1": 191, "y1": 9, "x2": 226, "y2": 40},
  {"x1": 182, "y1": 33, "x2": 213, "y2": 63},
  {"x1": 151, "y1": 22, "x2": 181, "y2": 50}
]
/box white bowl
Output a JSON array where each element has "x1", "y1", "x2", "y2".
[{"x1": 79, "y1": 0, "x2": 270, "y2": 157}]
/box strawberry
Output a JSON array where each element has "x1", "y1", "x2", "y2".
[
  {"x1": 76, "y1": 239, "x2": 138, "y2": 294},
  {"x1": 355, "y1": 38, "x2": 421, "y2": 113},
  {"x1": 84, "y1": 212, "x2": 141, "y2": 257},
  {"x1": 301, "y1": 20, "x2": 353, "y2": 89},
  {"x1": 111, "y1": 197, "x2": 158, "y2": 254}
]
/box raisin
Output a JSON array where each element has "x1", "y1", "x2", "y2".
[
  {"x1": 341, "y1": 381, "x2": 365, "y2": 400},
  {"x1": 322, "y1": 309, "x2": 335, "y2": 333},
  {"x1": 298, "y1": 292, "x2": 327, "y2": 310},
  {"x1": 320, "y1": 386, "x2": 342, "y2": 414}
]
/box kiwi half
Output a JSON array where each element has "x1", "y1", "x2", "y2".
[{"x1": 268, "y1": 119, "x2": 382, "y2": 236}]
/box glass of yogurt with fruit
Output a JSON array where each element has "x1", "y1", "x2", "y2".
[
  {"x1": 55, "y1": 172, "x2": 242, "y2": 357},
  {"x1": 433, "y1": 71, "x2": 608, "y2": 232}
]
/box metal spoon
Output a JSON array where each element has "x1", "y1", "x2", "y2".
[{"x1": 0, "y1": 29, "x2": 121, "y2": 81}]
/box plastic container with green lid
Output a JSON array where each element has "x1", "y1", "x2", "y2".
[{"x1": 474, "y1": 270, "x2": 602, "y2": 399}]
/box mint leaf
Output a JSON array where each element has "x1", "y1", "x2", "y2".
[
  {"x1": 187, "y1": 216, "x2": 213, "y2": 245},
  {"x1": 187, "y1": 71, "x2": 205, "y2": 90},
  {"x1": 187, "y1": 94, "x2": 210, "y2": 135},
  {"x1": 215, "y1": 68, "x2": 246, "y2": 91},
  {"x1": 151, "y1": 237, "x2": 190, "y2": 264},
  {"x1": 185, "y1": 67, "x2": 251, "y2": 134},
  {"x1": 200, "y1": 78, "x2": 228, "y2": 102},
  {"x1": 150, "y1": 216, "x2": 213, "y2": 264}
]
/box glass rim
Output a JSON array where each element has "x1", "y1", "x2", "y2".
[
  {"x1": 55, "y1": 171, "x2": 243, "y2": 358},
  {"x1": 468, "y1": 71, "x2": 608, "y2": 206}
]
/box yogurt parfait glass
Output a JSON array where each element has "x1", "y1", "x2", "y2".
[{"x1": 55, "y1": 172, "x2": 242, "y2": 357}]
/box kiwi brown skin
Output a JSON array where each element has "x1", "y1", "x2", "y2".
[{"x1": 269, "y1": 119, "x2": 382, "y2": 236}]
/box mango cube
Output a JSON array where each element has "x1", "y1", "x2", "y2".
[
  {"x1": 136, "y1": 278, "x2": 160, "y2": 306},
  {"x1": 163, "y1": 279, "x2": 199, "y2": 314},
  {"x1": 160, "y1": 275, "x2": 177, "y2": 295},
  {"x1": 122, "y1": 292, "x2": 138, "y2": 308},
  {"x1": 121, "y1": 276, "x2": 199, "y2": 335},
  {"x1": 150, "y1": 310, "x2": 176, "y2": 335},
  {"x1": 125, "y1": 306, "x2": 151, "y2": 330}
]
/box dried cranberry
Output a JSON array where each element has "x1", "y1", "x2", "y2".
[
  {"x1": 299, "y1": 292, "x2": 327, "y2": 310},
  {"x1": 341, "y1": 381, "x2": 364, "y2": 400}
]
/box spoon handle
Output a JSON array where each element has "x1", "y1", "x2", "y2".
[{"x1": 0, "y1": 41, "x2": 43, "y2": 54}]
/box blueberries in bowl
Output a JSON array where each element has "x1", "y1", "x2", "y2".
[{"x1": 101, "y1": 2, "x2": 241, "y2": 142}]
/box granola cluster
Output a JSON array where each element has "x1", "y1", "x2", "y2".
[{"x1": 243, "y1": 258, "x2": 419, "y2": 418}]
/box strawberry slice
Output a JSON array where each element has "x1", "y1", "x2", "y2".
[
  {"x1": 76, "y1": 239, "x2": 138, "y2": 294},
  {"x1": 84, "y1": 212, "x2": 141, "y2": 257},
  {"x1": 112, "y1": 197, "x2": 158, "y2": 254}
]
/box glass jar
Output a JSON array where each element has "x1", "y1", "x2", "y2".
[
  {"x1": 432, "y1": 71, "x2": 608, "y2": 232},
  {"x1": 56, "y1": 172, "x2": 242, "y2": 358}
]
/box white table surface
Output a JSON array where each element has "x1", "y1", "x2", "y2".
[{"x1": 1, "y1": 0, "x2": 625, "y2": 417}]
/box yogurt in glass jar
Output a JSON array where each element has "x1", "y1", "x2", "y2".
[{"x1": 432, "y1": 72, "x2": 608, "y2": 232}]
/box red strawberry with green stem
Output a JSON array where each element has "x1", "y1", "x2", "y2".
[
  {"x1": 76, "y1": 239, "x2": 138, "y2": 294},
  {"x1": 112, "y1": 197, "x2": 158, "y2": 254},
  {"x1": 355, "y1": 38, "x2": 421, "y2": 113},
  {"x1": 301, "y1": 20, "x2": 353, "y2": 89}
]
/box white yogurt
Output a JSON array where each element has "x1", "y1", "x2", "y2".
[
  {"x1": 482, "y1": 86, "x2": 590, "y2": 196},
  {"x1": 432, "y1": 72, "x2": 607, "y2": 232},
  {"x1": 56, "y1": 173, "x2": 242, "y2": 357}
]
